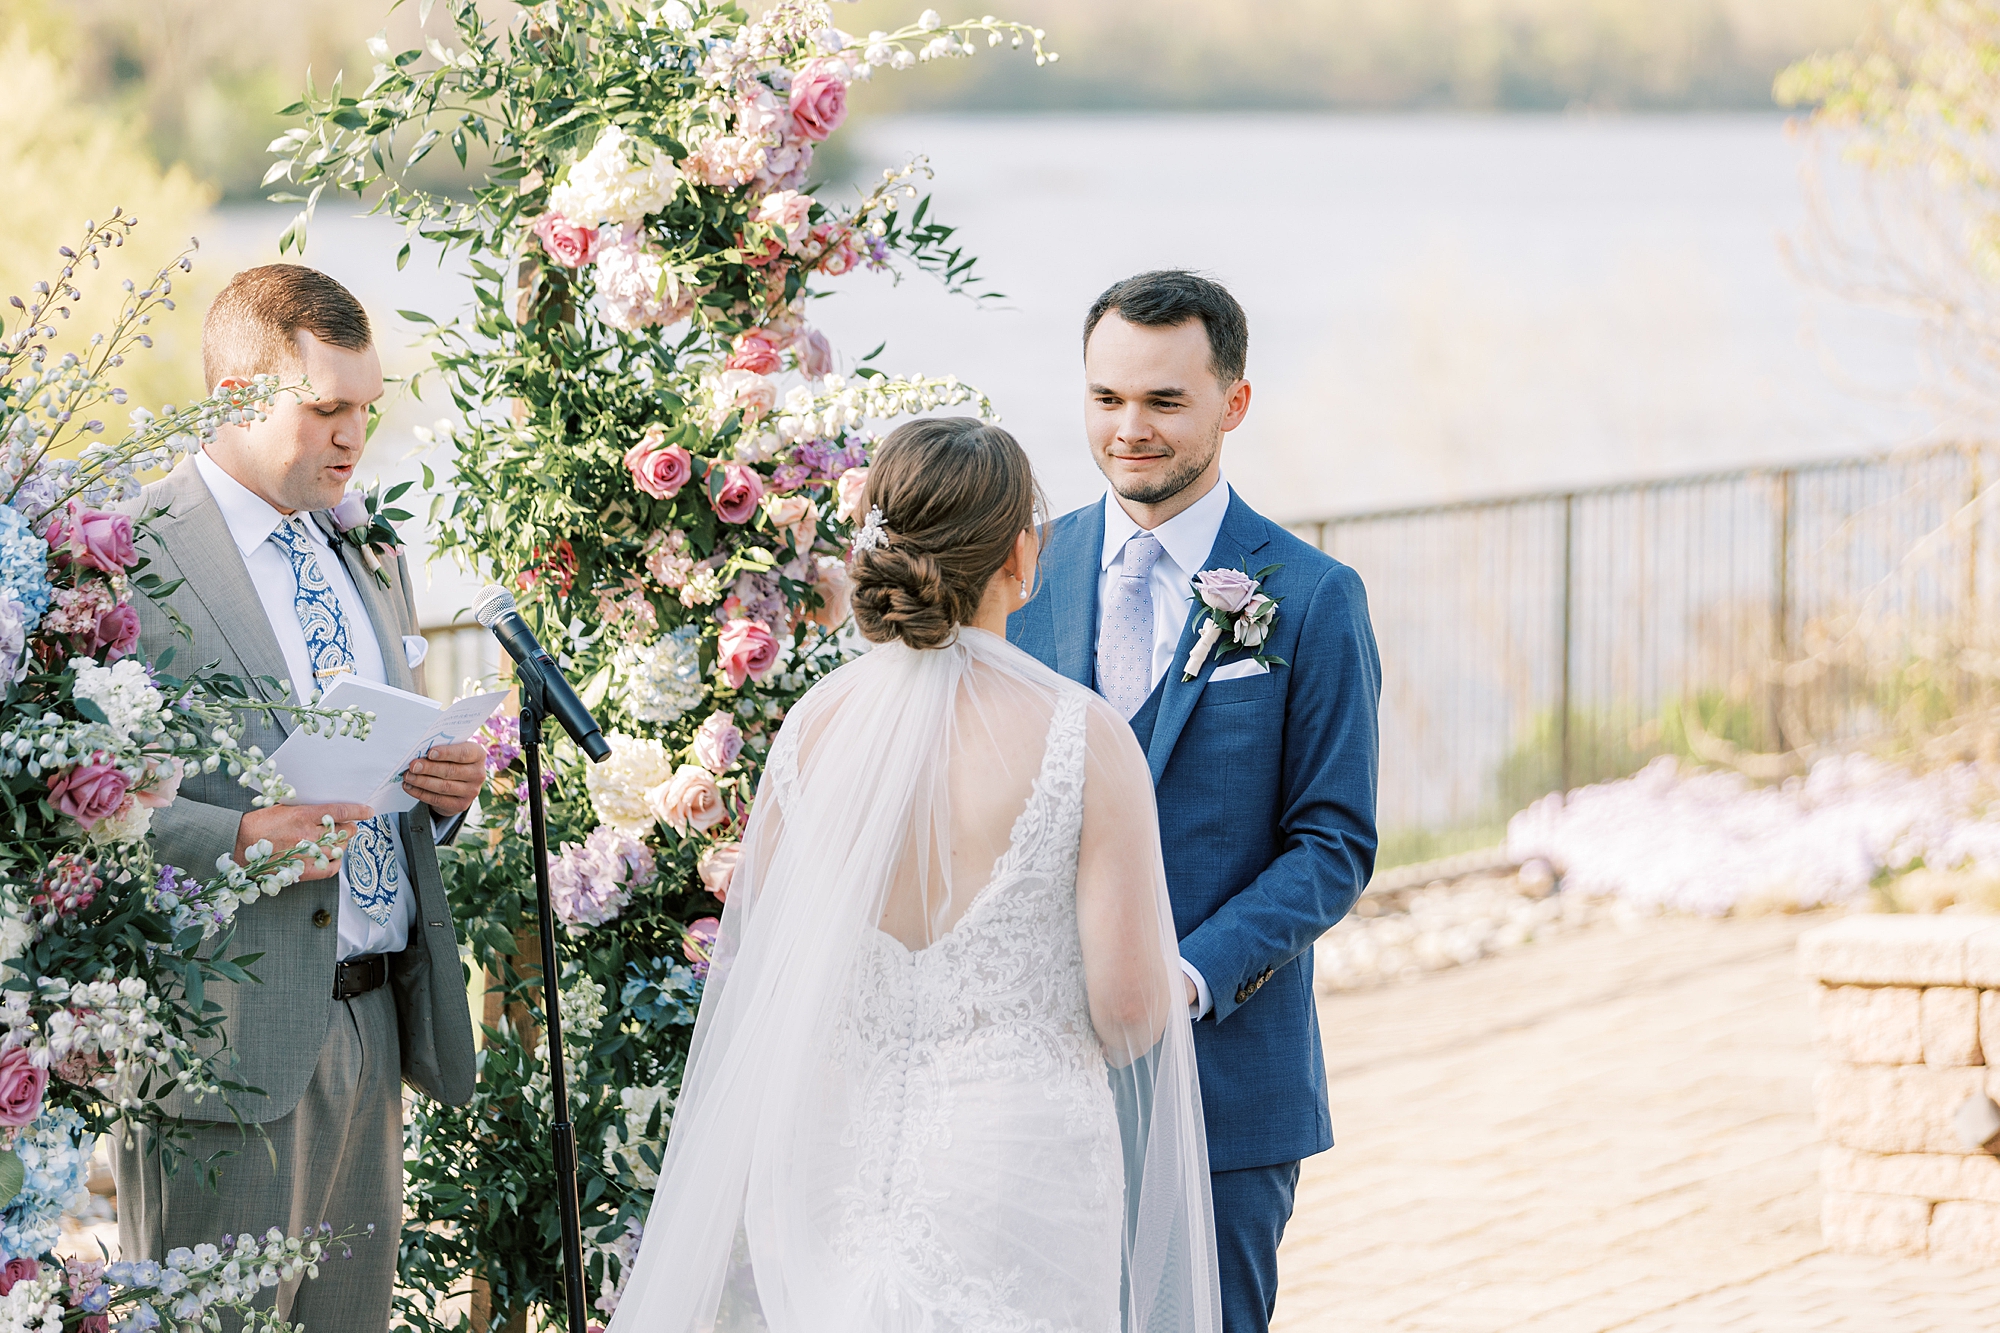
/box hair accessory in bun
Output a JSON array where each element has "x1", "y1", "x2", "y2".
[{"x1": 852, "y1": 505, "x2": 890, "y2": 555}]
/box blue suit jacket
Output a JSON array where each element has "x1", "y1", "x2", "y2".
[{"x1": 1009, "y1": 488, "x2": 1381, "y2": 1172}]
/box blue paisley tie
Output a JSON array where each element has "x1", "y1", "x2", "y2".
[{"x1": 269, "y1": 517, "x2": 401, "y2": 927}]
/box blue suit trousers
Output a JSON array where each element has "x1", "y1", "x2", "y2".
[{"x1": 1212, "y1": 1159, "x2": 1302, "y2": 1333}]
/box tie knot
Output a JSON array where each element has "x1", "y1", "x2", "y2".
[
  {"x1": 269, "y1": 516, "x2": 312, "y2": 554},
  {"x1": 1121, "y1": 531, "x2": 1165, "y2": 579}
]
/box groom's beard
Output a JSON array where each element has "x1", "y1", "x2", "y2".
[{"x1": 1111, "y1": 443, "x2": 1217, "y2": 507}]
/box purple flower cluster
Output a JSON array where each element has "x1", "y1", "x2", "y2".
[
  {"x1": 550, "y1": 826, "x2": 657, "y2": 928},
  {"x1": 476, "y1": 715, "x2": 525, "y2": 776},
  {"x1": 771, "y1": 435, "x2": 871, "y2": 492}
]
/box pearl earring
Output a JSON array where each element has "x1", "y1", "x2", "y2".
[{"x1": 1019, "y1": 578, "x2": 1030, "y2": 600}]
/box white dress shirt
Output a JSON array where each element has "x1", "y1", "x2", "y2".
[
  {"x1": 1096, "y1": 476, "x2": 1233, "y2": 1017},
  {"x1": 196, "y1": 450, "x2": 418, "y2": 960}
]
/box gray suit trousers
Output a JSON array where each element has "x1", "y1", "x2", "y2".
[{"x1": 112, "y1": 986, "x2": 404, "y2": 1333}]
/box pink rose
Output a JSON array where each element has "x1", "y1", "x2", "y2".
[
  {"x1": 806, "y1": 555, "x2": 852, "y2": 629},
  {"x1": 692, "y1": 712, "x2": 743, "y2": 773},
  {"x1": 1194, "y1": 567, "x2": 1258, "y2": 616},
  {"x1": 725, "y1": 329, "x2": 785, "y2": 376},
  {"x1": 47, "y1": 754, "x2": 129, "y2": 829},
  {"x1": 795, "y1": 327, "x2": 834, "y2": 378},
  {"x1": 808, "y1": 223, "x2": 858, "y2": 277},
  {"x1": 0, "y1": 1047, "x2": 47, "y2": 1127},
  {"x1": 698, "y1": 841, "x2": 741, "y2": 901},
  {"x1": 0, "y1": 1256, "x2": 36, "y2": 1295},
  {"x1": 79, "y1": 1318, "x2": 109, "y2": 1333},
  {"x1": 624, "y1": 432, "x2": 693, "y2": 501},
  {"x1": 532, "y1": 211, "x2": 601, "y2": 268},
  {"x1": 754, "y1": 189, "x2": 813, "y2": 246},
  {"x1": 715, "y1": 617, "x2": 779, "y2": 689},
  {"x1": 135, "y1": 756, "x2": 184, "y2": 809},
  {"x1": 48, "y1": 507, "x2": 136, "y2": 573},
  {"x1": 718, "y1": 369, "x2": 777, "y2": 422},
  {"x1": 760, "y1": 493, "x2": 818, "y2": 551},
  {"x1": 683, "y1": 916, "x2": 721, "y2": 967},
  {"x1": 789, "y1": 59, "x2": 850, "y2": 142},
  {"x1": 709, "y1": 462, "x2": 765, "y2": 526},
  {"x1": 834, "y1": 466, "x2": 870, "y2": 523},
  {"x1": 330, "y1": 490, "x2": 371, "y2": 532},
  {"x1": 647, "y1": 763, "x2": 728, "y2": 834},
  {"x1": 93, "y1": 601, "x2": 140, "y2": 662}
]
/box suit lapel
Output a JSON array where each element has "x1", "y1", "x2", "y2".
[
  {"x1": 1048, "y1": 500, "x2": 1104, "y2": 687},
  {"x1": 1144, "y1": 490, "x2": 1272, "y2": 782},
  {"x1": 314, "y1": 511, "x2": 415, "y2": 693},
  {"x1": 153, "y1": 460, "x2": 296, "y2": 733}
]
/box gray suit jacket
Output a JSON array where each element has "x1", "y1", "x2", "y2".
[{"x1": 127, "y1": 456, "x2": 477, "y2": 1123}]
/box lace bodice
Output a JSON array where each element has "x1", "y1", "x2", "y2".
[{"x1": 811, "y1": 687, "x2": 1122, "y2": 1332}]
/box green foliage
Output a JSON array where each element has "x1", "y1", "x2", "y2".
[{"x1": 269, "y1": 3, "x2": 1039, "y2": 1327}]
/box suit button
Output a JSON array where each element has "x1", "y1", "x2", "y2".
[{"x1": 313, "y1": 909, "x2": 332, "y2": 928}]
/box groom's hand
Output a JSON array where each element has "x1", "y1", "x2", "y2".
[
  {"x1": 1184, "y1": 974, "x2": 1199, "y2": 1009},
  {"x1": 237, "y1": 803, "x2": 372, "y2": 881},
  {"x1": 402, "y1": 742, "x2": 487, "y2": 817}
]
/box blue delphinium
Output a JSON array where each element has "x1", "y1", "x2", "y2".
[{"x1": 0, "y1": 1106, "x2": 91, "y2": 1262}]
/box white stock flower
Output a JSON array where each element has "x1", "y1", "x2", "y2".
[
  {"x1": 586, "y1": 734, "x2": 677, "y2": 833},
  {"x1": 601, "y1": 1083, "x2": 675, "y2": 1188},
  {"x1": 69, "y1": 656, "x2": 164, "y2": 742},
  {"x1": 549, "y1": 126, "x2": 682, "y2": 226}
]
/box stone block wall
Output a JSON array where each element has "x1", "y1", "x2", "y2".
[{"x1": 1800, "y1": 915, "x2": 2000, "y2": 1265}]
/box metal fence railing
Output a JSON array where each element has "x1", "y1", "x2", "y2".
[{"x1": 1292, "y1": 444, "x2": 2000, "y2": 846}]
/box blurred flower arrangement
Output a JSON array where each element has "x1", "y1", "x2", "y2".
[
  {"x1": 269, "y1": 1, "x2": 1051, "y2": 1326},
  {"x1": 1507, "y1": 753, "x2": 2000, "y2": 916},
  {"x1": 0, "y1": 216, "x2": 363, "y2": 1315}
]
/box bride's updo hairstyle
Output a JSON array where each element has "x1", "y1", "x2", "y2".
[{"x1": 850, "y1": 417, "x2": 1042, "y2": 650}]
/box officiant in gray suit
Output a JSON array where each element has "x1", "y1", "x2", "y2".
[{"x1": 111, "y1": 265, "x2": 485, "y2": 1332}]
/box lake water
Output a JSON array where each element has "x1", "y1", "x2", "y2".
[{"x1": 209, "y1": 113, "x2": 1940, "y2": 628}]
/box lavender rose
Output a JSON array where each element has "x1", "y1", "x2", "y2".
[
  {"x1": 331, "y1": 490, "x2": 371, "y2": 532},
  {"x1": 692, "y1": 712, "x2": 744, "y2": 773},
  {"x1": 93, "y1": 601, "x2": 140, "y2": 662},
  {"x1": 1194, "y1": 567, "x2": 1258, "y2": 615},
  {"x1": 683, "y1": 916, "x2": 722, "y2": 974},
  {"x1": 0, "y1": 1047, "x2": 48, "y2": 1127},
  {"x1": 48, "y1": 507, "x2": 137, "y2": 573},
  {"x1": 795, "y1": 327, "x2": 834, "y2": 378},
  {"x1": 48, "y1": 754, "x2": 129, "y2": 828}
]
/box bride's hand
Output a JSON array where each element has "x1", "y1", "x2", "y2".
[{"x1": 1183, "y1": 974, "x2": 1198, "y2": 1009}]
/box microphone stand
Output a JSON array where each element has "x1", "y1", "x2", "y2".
[{"x1": 520, "y1": 663, "x2": 590, "y2": 1333}]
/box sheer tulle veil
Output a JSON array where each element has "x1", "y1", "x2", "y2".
[{"x1": 606, "y1": 627, "x2": 1220, "y2": 1332}]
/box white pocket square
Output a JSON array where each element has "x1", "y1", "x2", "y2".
[
  {"x1": 1210, "y1": 659, "x2": 1269, "y2": 682},
  {"x1": 403, "y1": 635, "x2": 430, "y2": 669}
]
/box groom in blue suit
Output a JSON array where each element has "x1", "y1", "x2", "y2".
[{"x1": 1009, "y1": 271, "x2": 1380, "y2": 1332}]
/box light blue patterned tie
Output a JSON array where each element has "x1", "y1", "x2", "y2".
[
  {"x1": 1097, "y1": 531, "x2": 1164, "y2": 719},
  {"x1": 269, "y1": 517, "x2": 401, "y2": 927}
]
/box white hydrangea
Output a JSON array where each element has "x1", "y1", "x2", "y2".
[
  {"x1": 68, "y1": 656, "x2": 164, "y2": 742},
  {"x1": 549, "y1": 126, "x2": 682, "y2": 227},
  {"x1": 614, "y1": 627, "x2": 707, "y2": 726},
  {"x1": 586, "y1": 734, "x2": 676, "y2": 833},
  {"x1": 601, "y1": 1083, "x2": 675, "y2": 1189}
]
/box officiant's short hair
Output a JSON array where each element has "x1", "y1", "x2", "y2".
[
  {"x1": 202, "y1": 264, "x2": 372, "y2": 390},
  {"x1": 1084, "y1": 270, "x2": 1248, "y2": 385}
]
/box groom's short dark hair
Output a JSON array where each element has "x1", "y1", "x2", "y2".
[{"x1": 1084, "y1": 270, "x2": 1248, "y2": 384}]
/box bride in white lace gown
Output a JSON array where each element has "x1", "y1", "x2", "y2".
[{"x1": 608, "y1": 420, "x2": 1219, "y2": 1333}]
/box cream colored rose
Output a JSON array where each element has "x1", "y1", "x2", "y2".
[{"x1": 647, "y1": 763, "x2": 729, "y2": 835}]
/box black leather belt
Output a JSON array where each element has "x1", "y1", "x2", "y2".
[{"x1": 333, "y1": 954, "x2": 388, "y2": 1001}]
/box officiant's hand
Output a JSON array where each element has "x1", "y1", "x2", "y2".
[
  {"x1": 237, "y1": 803, "x2": 373, "y2": 882},
  {"x1": 403, "y1": 742, "x2": 486, "y2": 818}
]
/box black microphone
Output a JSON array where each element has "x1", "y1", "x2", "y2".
[{"x1": 473, "y1": 585, "x2": 613, "y2": 763}]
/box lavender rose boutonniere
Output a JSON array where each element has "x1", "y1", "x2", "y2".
[
  {"x1": 331, "y1": 479, "x2": 414, "y2": 588},
  {"x1": 1182, "y1": 563, "x2": 1286, "y2": 681}
]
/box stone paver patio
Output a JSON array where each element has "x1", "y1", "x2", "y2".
[{"x1": 1274, "y1": 913, "x2": 2000, "y2": 1331}]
